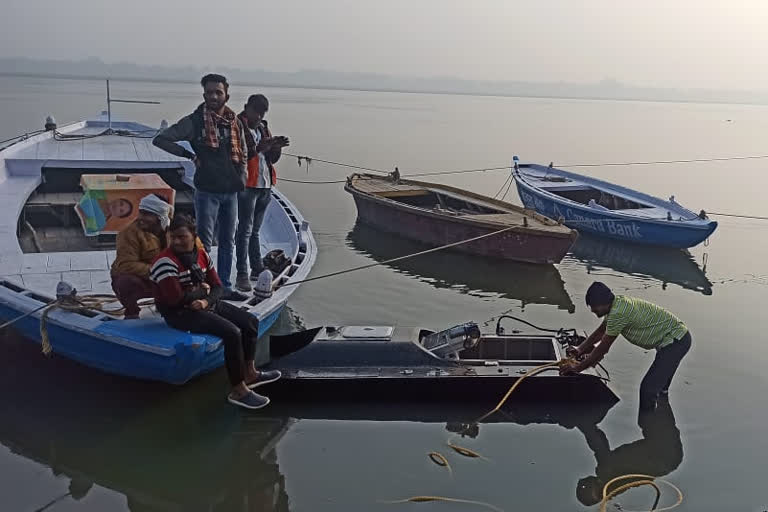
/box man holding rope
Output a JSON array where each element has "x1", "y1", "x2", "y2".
[{"x1": 562, "y1": 282, "x2": 692, "y2": 411}]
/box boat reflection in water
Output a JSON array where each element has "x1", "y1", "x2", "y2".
[
  {"x1": 0, "y1": 334, "x2": 291, "y2": 512},
  {"x1": 347, "y1": 223, "x2": 576, "y2": 312},
  {"x1": 565, "y1": 234, "x2": 713, "y2": 296},
  {"x1": 0, "y1": 331, "x2": 623, "y2": 512}
]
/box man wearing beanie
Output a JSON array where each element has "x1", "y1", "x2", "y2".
[
  {"x1": 563, "y1": 281, "x2": 692, "y2": 411},
  {"x1": 110, "y1": 194, "x2": 173, "y2": 319}
]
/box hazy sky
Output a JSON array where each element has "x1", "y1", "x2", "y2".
[{"x1": 2, "y1": 0, "x2": 767, "y2": 90}]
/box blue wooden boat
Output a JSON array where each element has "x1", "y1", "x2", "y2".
[
  {"x1": 0, "y1": 106, "x2": 316, "y2": 384},
  {"x1": 513, "y1": 162, "x2": 717, "y2": 248}
]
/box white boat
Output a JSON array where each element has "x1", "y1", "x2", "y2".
[{"x1": 0, "y1": 93, "x2": 316, "y2": 384}]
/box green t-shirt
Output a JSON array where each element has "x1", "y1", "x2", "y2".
[{"x1": 605, "y1": 295, "x2": 688, "y2": 349}]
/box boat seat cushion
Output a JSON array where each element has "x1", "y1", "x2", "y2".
[{"x1": 94, "y1": 317, "x2": 221, "y2": 353}]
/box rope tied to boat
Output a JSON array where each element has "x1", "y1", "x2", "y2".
[{"x1": 37, "y1": 284, "x2": 154, "y2": 355}]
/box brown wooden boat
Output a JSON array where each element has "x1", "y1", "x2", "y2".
[{"x1": 344, "y1": 173, "x2": 578, "y2": 264}]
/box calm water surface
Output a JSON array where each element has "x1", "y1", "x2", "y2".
[{"x1": 0, "y1": 76, "x2": 767, "y2": 511}]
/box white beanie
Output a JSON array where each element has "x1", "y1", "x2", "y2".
[{"x1": 138, "y1": 194, "x2": 172, "y2": 229}]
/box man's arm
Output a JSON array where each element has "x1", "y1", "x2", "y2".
[
  {"x1": 113, "y1": 230, "x2": 151, "y2": 278},
  {"x1": 570, "y1": 320, "x2": 606, "y2": 358},
  {"x1": 152, "y1": 116, "x2": 197, "y2": 159},
  {"x1": 569, "y1": 334, "x2": 617, "y2": 373},
  {"x1": 266, "y1": 145, "x2": 282, "y2": 164},
  {"x1": 236, "y1": 119, "x2": 248, "y2": 180}
]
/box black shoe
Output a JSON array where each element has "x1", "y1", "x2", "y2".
[
  {"x1": 222, "y1": 289, "x2": 249, "y2": 302},
  {"x1": 227, "y1": 391, "x2": 270, "y2": 410},
  {"x1": 247, "y1": 369, "x2": 282, "y2": 390}
]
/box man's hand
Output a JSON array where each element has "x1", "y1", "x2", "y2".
[
  {"x1": 566, "y1": 346, "x2": 582, "y2": 359},
  {"x1": 256, "y1": 137, "x2": 274, "y2": 153},
  {"x1": 189, "y1": 299, "x2": 209, "y2": 311},
  {"x1": 559, "y1": 360, "x2": 581, "y2": 376},
  {"x1": 271, "y1": 135, "x2": 290, "y2": 148}
]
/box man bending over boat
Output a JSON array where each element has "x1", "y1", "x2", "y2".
[
  {"x1": 561, "y1": 282, "x2": 692, "y2": 411},
  {"x1": 110, "y1": 195, "x2": 172, "y2": 319},
  {"x1": 152, "y1": 73, "x2": 248, "y2": 301},
  {"x1": 150, "y1": 214, "x2": 280, "y2": 409}
]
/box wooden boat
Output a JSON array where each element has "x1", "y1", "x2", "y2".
[
  {"x1": 0, "y1": 104, "x2": 316, "y2": 384},
  {"x1": 513, "y1": 163, "x2": 717, "y2": 248},
  {"x1": 345, "y1": 173, "x2": 578, "y2": 264},
  {"x1": 347, "y1": 222, "x2": 576, "y2": 312},
  {"x1": 263, "y1": 320, "x2": 618, "y2": 403}
]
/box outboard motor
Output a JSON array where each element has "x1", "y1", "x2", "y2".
[{"x1": 422, "y1": 322, "x2": 481, "y2": 359}]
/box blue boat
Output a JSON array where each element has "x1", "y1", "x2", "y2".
[
  {"x1": 0, "y1": 106, "x2": 316, "y2": 384},
  {"x1": 513, "y1": 162, "x2": 717, "y2": 248}
]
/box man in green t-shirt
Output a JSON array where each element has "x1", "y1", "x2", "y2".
[{"x1": 563, "y1": 282, "x2": 692, "y2": 411}]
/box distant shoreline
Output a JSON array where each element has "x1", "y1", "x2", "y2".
[{"x1": 2, "y1": 71, "x2": 767, "y2": 107}]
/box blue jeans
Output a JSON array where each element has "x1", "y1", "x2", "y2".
[
  {"x1": 639, "y1": 331, "x2": 692, "y2": 411},
  {"x1": 235, "y1": 188, "x2": 272, "y2": 275},
  {"x1": 195, "y1": 190, "x2": 238, "y2": 289}
]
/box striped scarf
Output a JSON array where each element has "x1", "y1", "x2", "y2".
[{"x1": 200, "y1": 104, "x2": 244, "y2": 164}]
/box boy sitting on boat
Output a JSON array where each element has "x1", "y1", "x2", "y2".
[
  {"x1": 110, "y1": 195, "x2": 173, "y2": 319},
  {"x1": 150, "y1": 214, "x2": 280, "y2": 409}
]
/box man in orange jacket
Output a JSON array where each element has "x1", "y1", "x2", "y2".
[{"x1": 234, "y1": 94, "x2": 289, "y2": 292}]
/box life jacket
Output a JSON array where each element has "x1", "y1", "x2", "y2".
[{"x1": 242, "y1": 117, "x2": 278, "y2": 188}]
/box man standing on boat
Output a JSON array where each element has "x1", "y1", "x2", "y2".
[
  {"x1": 562, "y1": 282, "x2": 692, "y2": 411},
  {"x1": 153, "y1": 74, "x2": 247, "y2": 300},
  {"x1": 110, "y1": 194, "x2": 172, "y2": 319},
  {"x1": 234, "y1": 94, "x2": 289, "y2": 292}
]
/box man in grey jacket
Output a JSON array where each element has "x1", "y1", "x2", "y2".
[{"x1": 153, "y1": 73, "x2": 247, "y2": 297}]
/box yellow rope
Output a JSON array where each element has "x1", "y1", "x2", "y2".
[
  {"x1": 384, "y1": 496, "x2": 503, "y2": 512},
  {"x1": 600, "y1": 474, "x2": 684, "y2": 512},
  {"x1": 39, "y1": 294, "x2": 150, "y2": 355},
  {"x1": 427, "y1": 452, "x2": 452, "y2": 476},
  {"x1": 446, "y1": 440, "x2": 483, "y2": 459},
  {"x1": 473, "y1": 360, "x2": 566, "y2": 424}
]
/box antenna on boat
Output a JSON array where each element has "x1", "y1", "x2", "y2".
[{"x1": 105, "y1": 80, "x2": 161, "y2": 133}]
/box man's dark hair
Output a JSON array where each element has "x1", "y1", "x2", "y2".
[
  {"x1": 585, "y1": 281, "x2": 615, "y2": 307},
  {"x1": 200, "y1": 73, "x2": 229, "y2": 91},
  {"x1": 170, "y1": 213, "x2": 197, "y2": 235},
  {"x1": 246, "y1": 94, "x2": 269, "y2": 114}
]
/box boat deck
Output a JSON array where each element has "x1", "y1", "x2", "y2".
[
  {"x1": 9, "y1": 125, "x2": 178, "y2": 162},
  {"x1": 350, "y1": 176, "x2": 428, "y2": 196},
  {"x1": 0, "y1": 246, "x2": 248, "y2": 319}
]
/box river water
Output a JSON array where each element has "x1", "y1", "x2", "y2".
[{"x1": 0, "y1": 75, "x2": 766, "y2": 511}]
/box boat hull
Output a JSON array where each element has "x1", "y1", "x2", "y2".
[
  {"x1": 265, "y1": 372, "x2": 617, "y2": 403},
  {"x1": 0, "y1": 297, "x2": 284, "y2": 384},
  {"x1": 349, "y1": 191, "x2": 576, "y2": 264},
  {"x1": 515, "y1": 179, "x2": 717, "y2": 248}
]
